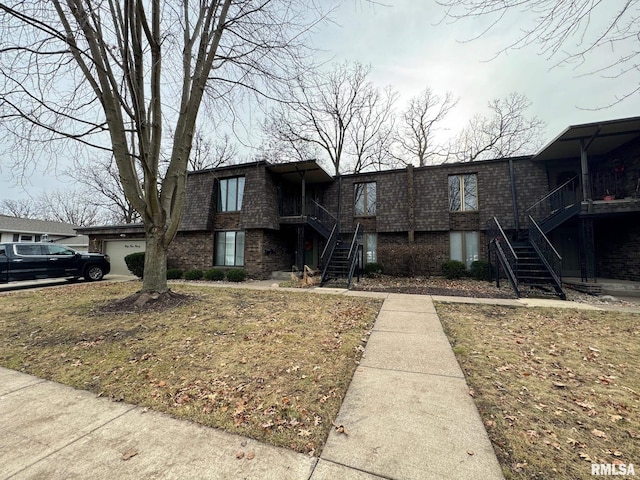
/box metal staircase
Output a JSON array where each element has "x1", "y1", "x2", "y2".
[
  {"x1": 320, "y1": 223, "x2": 362, "y2": 288},
  {"x1": 488, "y1": 176, "x2": 584, "y2": 299},
  {"x1": 488, "y1": 217, "x2": 566, "y2": 300},
  {"x1": 512, "y1": 239, "x2": 565, "y2": 299}
]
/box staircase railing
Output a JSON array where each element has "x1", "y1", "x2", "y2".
[
  {"x1": 320, "y1": 223, "x2": 338, "y2": 284},
  {"x1": 488, "y1": 217, "x2": 519, "y2": 297},
  {"x1": 526, "y1": 175, "x2": 579, "y2": 223},
  {"x1": 310, "y1": 199, "x2": 337, "y2": 227},
  {"x1": 346, "y1": 223, "x2": 362, "y2": 288},
  {"x1": 527, "y1": 215, "x2": 564, "y2": 298}
]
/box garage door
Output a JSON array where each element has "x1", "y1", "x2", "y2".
[{"x1": 104, "y1": 239, "x2": 146, "y2": 276}]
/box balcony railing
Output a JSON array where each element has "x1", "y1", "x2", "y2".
[{"x1": 590, "y1": 169, "x2": 640, "y2": 200}]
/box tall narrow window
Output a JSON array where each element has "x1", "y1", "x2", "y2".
[
  {"x1": 354, "y1": 182, "x2": 376, "y2": 216},
  {"x1": 448, "y1": 174, "x2": 477, "y2": 211},
  {"x1": 215, "y1": 231, "x2": 245, "y2": 266},
  {"x1": 363, "y1": 233, "x2": 377, "y2": 263},
  {"x1": 450, "y1": 231, "x2": 479, "y2": 269},
  {"x1": 218, "y1": 177, "x2": 245, "y2": 212}
]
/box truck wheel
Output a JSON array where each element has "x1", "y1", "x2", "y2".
[{"x1": 84, "y1": 265, "x2": 104, "y2": 281}]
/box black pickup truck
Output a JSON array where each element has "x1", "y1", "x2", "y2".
[{"x1": 0, "y1": 242, "x2": 110, "y2": 283}]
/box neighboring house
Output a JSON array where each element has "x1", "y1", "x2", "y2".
[
  {"x1": 0, "y1": 215, "x2": 88, "y2": 250},
  {"x1": 78, "y1": 116, "x2": 640, "y2": 295}
]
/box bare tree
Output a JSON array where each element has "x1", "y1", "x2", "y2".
[
  {"x1": 447, "y1": 93, "x2": 545, "y2": 162},
  {"x1": 1, "y1": 190, "x2": 101, "y2": 226},
  {"x1": 396, "y1": 88, "x2": 457, "y2": 166},
  {"x1": 34, "y1": 189, "x2": 100, "y2": 227},
  {"x1": 189, "y1": 132, "x2": 237, "y2": 171},
  {"x1": 349, "y1": 85, "x2": 398, "y2": 172},
  {"x1": 264, "y1": 62, "x2": 397, "y2": 175},
  {"x1": 0, "y1": 1, "x2": 327, "y2": 295},
  {"x1": 256, "y1": 124, "x2": 323, "y2": 164},
  {"x1": 68, "y1": 156, "x2": 140, "y2": 225},
  {"x1": 438, "y1": 0, "x2": 640, "y2": 103},
  {"x1": 0, "y1": 198, "x2": 38, "y2": 218}
]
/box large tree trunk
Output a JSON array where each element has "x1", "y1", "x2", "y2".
[{"x1": 142, "y1": 225, "x2": 169, "y2": 293}]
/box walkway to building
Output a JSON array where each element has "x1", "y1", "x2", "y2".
[{"x1": 2, "y1": 280, "x2": 637, "y2": 479}]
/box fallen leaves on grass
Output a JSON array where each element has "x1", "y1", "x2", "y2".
[
  {"x1": 354, "y1": 275, "x2": 514, "y2": 298},
  {"x1": 438, "y1": 303, "x2": 640, "y2": 480},
  {"x1": 0, "y1": 282, "x2": 382, "y2": 455}
]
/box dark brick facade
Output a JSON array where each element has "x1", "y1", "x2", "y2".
[
  {"x1": 79, "y1": 133, "x2": 640, "y2": 282},
  {"x1": 169, "y1": 231, "x2": 214, "y2": 270},
  {"x1": 244, "y1": 229, "x2": 293, "y2": 279},
  {"x1": 595, "y1": 214, "x2": 640, "y2": 281}
]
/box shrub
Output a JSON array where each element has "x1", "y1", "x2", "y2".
[
  {"x1": 166, "y1": 268, "x2": 184, "y2": 280},
  {"x1": 469, "y1": 260, "x2": 489, "y2": 281},
  {"x1": 183, "y1": 269, "x2": 204, "y2": 280},
  {"x1": 442, "y1": 260, "x2": 467, "y2": 279},
  {"x1": 124, "y1": 252, "x2": 145, "y2": 278},
  {"x1": 364, "y1": 262, "x2": 384, "y2": 275},
  {"x1": 226, "y1": 269, "x2": 246, "y2": 282},
  {"x1": 378, "y1": 243, "x2": 443, "y2": 277},
  {"x1": 204, "y1": 268, "x2": 225, "y2": 281}
]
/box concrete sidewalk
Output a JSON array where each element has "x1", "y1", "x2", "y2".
[{"x1": 0, "y1": 290, "x2": 504, "y2": 479}]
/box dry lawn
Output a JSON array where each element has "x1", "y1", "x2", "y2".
[
  {"x1": 437, "y1": 303, "x2": 640, "y2": 480},
  {"x1": 0, "y1": 282, "x2": 382, "y2": 455}
]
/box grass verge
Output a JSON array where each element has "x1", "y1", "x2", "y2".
[
  {"x1": 0, "y1": 282, "x2": 382, "y2": 455},
  {"x1": 436, "y1": 303, "x2": 640, "y2": 480}
]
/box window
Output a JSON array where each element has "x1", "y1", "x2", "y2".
[
  {"x1": 354, "y1": 182, "x2": 376, "y2": 216},
  {"x1": 363, "y1": 233, "x2": 377, "y2": 263},
  {"x1": 45, "y1": 245, "x2": 75, "y2": 256},
  {"x1": 12, "y1": 234, "x2": 40, "y2": 242},
  {"x1": 448, "y1": 174, "x2": 477, "y2": 211},
  {"x1": 218, "y1": 177, "x2": 245, "y2": 212},
  {"x1": 15, "y1": 244, "x2": 44, "y2": 256},
  {"x1": 215, "y1": 231, "x2": 245, "y2": 266},
  {"x1": 450, "y1": 231, "x2": 479, "y2": 269}
]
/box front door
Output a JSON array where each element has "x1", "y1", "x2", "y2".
[
  {"x1": 551, "y1": 223, "x2": 580, "y2": 278},
  {"x1": 304, "y1": 236, "x2": 317, "y2": 269}
]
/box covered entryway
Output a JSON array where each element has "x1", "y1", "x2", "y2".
[{"x1": 104, "y1": 239, "x2": 145, "y2": 275}]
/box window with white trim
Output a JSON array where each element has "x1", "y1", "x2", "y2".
[
  {"x1": 12, "y1": 234, "x2": 40, "y2": 242},
  {"x1": 215, "y1": 231, "x2": 245, "y2": 266},
  {"x1": 448, "y1": 174, "x2": 477, "y2": 211}
]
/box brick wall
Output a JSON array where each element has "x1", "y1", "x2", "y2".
[
  {"x1": 214, "y1": 212, "x2": 241, "y2": 230},
  {"x1": 449, "y1": 212, "x2": 480, "y2": 231},
  {"x1": 512, "y1": 159, "x2": 549, "y2": 227},
  {"x1": 168, "y1": 231, "x2": 214, "y2": 270},
  {"x1": 244, "y1": 229, "x2": 294, "y2": 279},
  {"x1": 595, "y1": 214, "x2": 640, "y2": 281}
]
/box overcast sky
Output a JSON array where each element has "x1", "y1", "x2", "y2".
[
  {"x1": 311, "y1": 1, "x2": 638, "y2": 137},
  {"x1": 2, "y1": 0, "x2": 638, "y2": 203}
]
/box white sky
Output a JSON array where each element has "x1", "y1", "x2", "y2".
[
  {"x1": 310, "y1": 1, "x2": 638, "y2": 138},
  {"x1": 2, "y1": 0, "x2": 638, "y2": 203}
]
